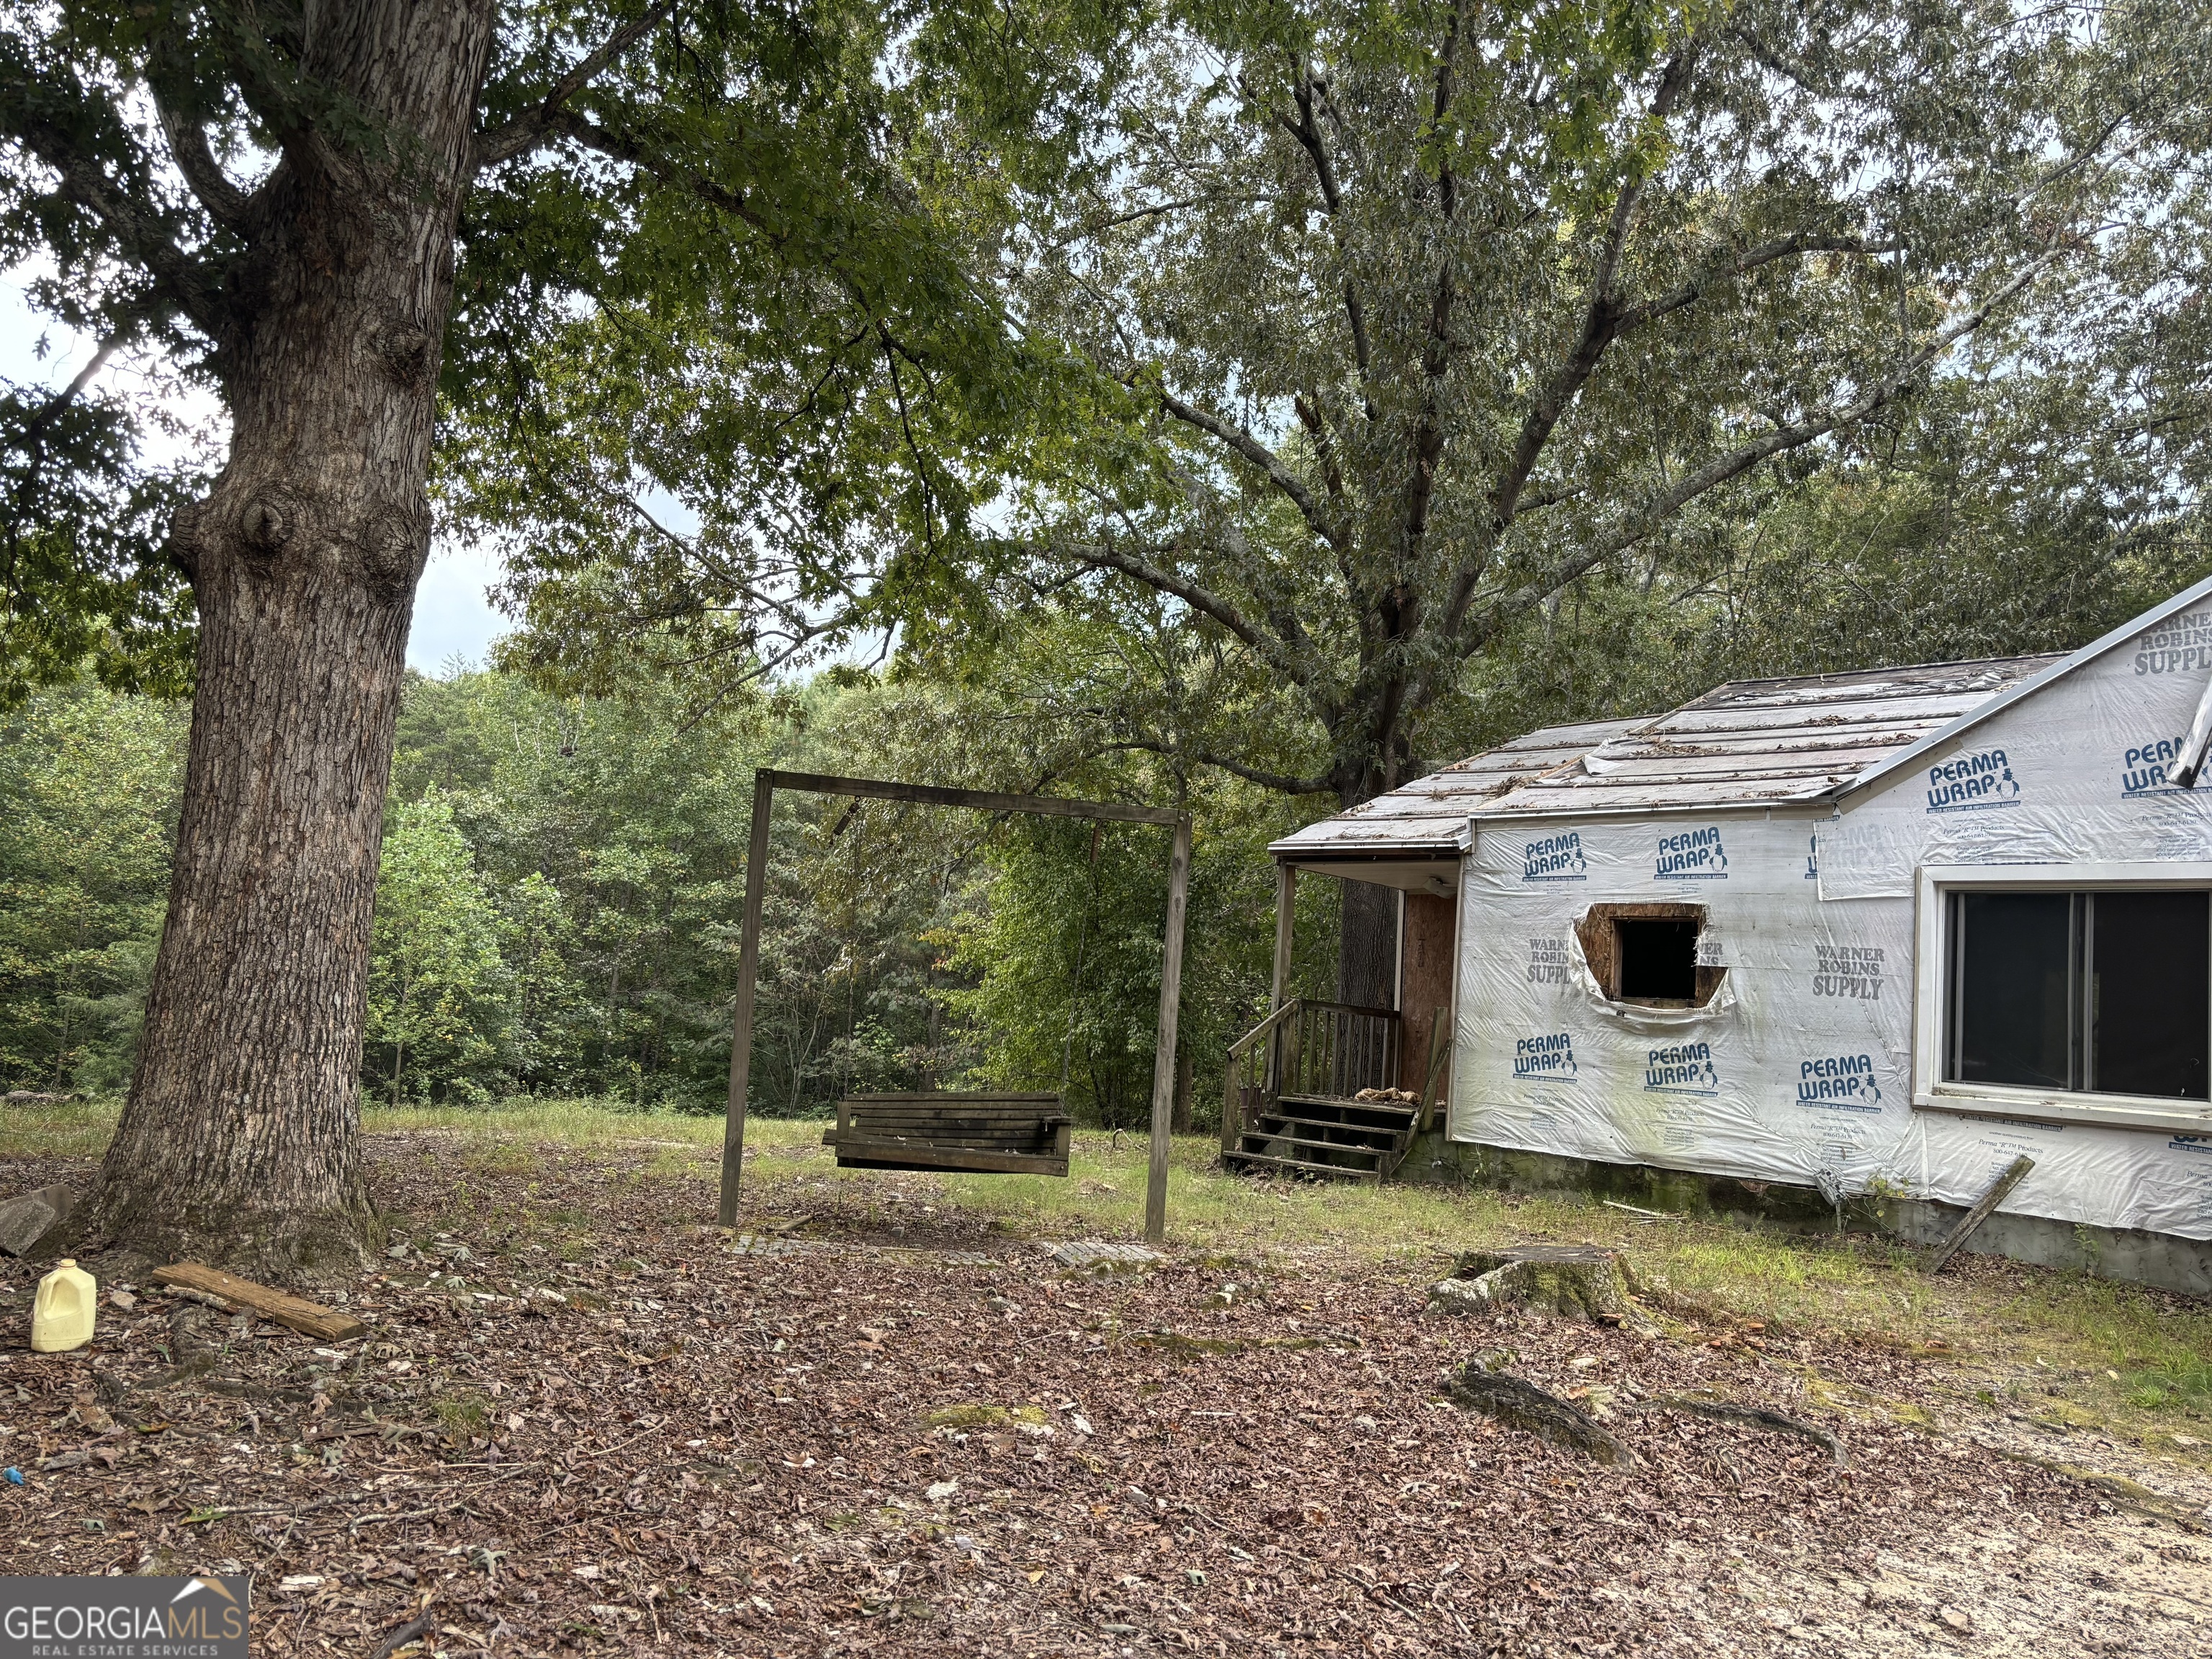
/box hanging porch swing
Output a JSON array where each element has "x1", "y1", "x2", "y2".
[
  {"x1": 822, "y1": 818, "x2": 1100, "y2": 1177},
  {"x1": 720, "y1": 770, "x2": 1192, "y2": 1235}
]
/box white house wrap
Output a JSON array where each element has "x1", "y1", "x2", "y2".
[{"x1": 1273, "y1": 575, "x2": 2212, "y2": 1259}]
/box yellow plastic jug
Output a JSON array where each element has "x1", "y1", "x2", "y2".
[{"x1": 30, "y1": 1259, "x2": 96, "y2": 1352}]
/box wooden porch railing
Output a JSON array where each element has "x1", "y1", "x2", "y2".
[{"x1": 1221, "y1": 998, "x2": 1402, "y2": 1151}]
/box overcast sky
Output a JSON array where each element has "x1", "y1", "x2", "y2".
[{"x1": 4, "y1": 270, "x2": 509, "y2": 676}]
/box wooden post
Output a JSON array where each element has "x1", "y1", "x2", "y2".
[
  {"x1": 1928, "y1": 1154, "x2": 2034, "y2": 1273},
  {"x1": 1269, "y1": 861, "x2": 1295, "y2": 1010},
  {"x1": 719, "y1": 771, "x2": 775, "y2": 1226},
  {"x1": 1144, "y1": 817, "x2": 1192, "y2": 1246}
]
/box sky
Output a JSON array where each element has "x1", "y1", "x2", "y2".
[{"x1": 4, "y1": 270, "x2": 511, "y2": 675}]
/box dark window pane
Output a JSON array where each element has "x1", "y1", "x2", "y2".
[
  {"x1": 2091, "y1": 891, "x2": 2209, "y2": 1100},
  {"x1": 1618, "y1": 920, "x2": 1698, "y2": 1000},
  {"x1": 1955, "y1": 892, "x2": 2072, "y2": 1089}
]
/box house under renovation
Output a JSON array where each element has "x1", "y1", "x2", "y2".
[{"x1": 1227, "y1": 575, "x2": 2212, "y2": 1295}]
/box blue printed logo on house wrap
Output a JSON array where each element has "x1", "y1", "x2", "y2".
[
  {"x1": 1513, "y1": 1033, "x2": 1578, "y2": 1080},
  {"x1": 1655, "y1": 826, "x2": 1727, "y2": 879},
  {"x1": 1925, "y1": 749, "x2": 2020, "y2": 813},
  {"x1": 1644, "y1": 1042, "x2": 1719, "y2": 1097},
  {"x1": 1521, "y1": 832, "x2": 1586, "y2": 882},
  {"x1": 2119, "y1": 736, "x2": 2193, "y2": 798},
  {"x1": 1796, "y1": 1055, "x2": 1884, "y2": 1113}
]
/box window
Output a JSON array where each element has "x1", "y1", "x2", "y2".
[
  {"x1": 1576, "y1": 904, "x2": 1725, "y2": 1008},
  {"x1": 1946, "y1": 889, "x2": 2209, "y2": 1100}
]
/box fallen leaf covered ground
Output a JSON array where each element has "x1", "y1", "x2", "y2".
[{"x1": 1, "y1": 1133, "x2": 2209, "y2": 1658}]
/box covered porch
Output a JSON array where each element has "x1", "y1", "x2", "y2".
[
  {"x1": 1219, "y1": 850, "x2": 1460, "y2": 1181},
  {"x1": 1219, "y1": 726, "x2": 1632, "y2": 1182}
]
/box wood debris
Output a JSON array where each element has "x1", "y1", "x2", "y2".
[{"x1": 150, "y1": 1261, "x2": 366, "y2": 1342}]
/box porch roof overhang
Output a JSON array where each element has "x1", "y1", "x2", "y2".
[
  {"x1": 1267, "y1": 719, "x2": 1647, "y2": 878},
  {"x1": 1274, "y1": 849, "x2": 1462, "y2": 894}
]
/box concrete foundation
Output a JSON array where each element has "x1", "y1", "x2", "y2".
[{"x1": 1399, "y1": 1128, "x2": 2212, "y2": 1300}]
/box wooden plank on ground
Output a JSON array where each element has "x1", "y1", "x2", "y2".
[
  {"x1": 1928, "y1": 1155, "x2": 2035, "y2": 1274},
  {"x1": 151, "y1": 1262, "x2": 367, "y2": 1341}
]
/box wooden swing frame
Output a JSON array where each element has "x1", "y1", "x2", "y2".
[{"x1": 719, "y1": 770, "x2": 1193, "y2": 1243}]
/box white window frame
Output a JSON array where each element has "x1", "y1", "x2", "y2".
[{"x1": 1912, "y1": 862, "x2": 2212, "y2": 1134}]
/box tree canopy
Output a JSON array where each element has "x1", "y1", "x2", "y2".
[{"x1": 0, "y1": 0, "x2": 1127, "y2": 701}]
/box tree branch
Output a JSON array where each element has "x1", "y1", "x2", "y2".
[
  {"x1": 1482, "y1": 48, "x2": 1697, "y2": 547},
  {"x1": 1157, "y1": 388, "x2": 1343, "y2": 552},
  {"x1": 1060, "y1": 536, "x2": 1295, "y2": 672},
  {"x1": 1294, "y1": 394, "x2": 1346, "y2": 500},
  {"x1": 1612, "y1": 233, "x2": 1908, "y2": 337},
  {"x1": 1274, "y1": 67, "x2": 1372, "y2": 397},
  {"x1": 30, "y1": 140, "x2": 225, "y2": 337},
  {"x1": 539, "y1": 109, "x2": 786, "y2": 248},
  {"x1": 472, "y1": 0, "x2": 678, "y2": 173},
  {"x1": 152, "y1": 90, "x2": 251, "y2": 231},
  {"x1": 1102, "y1": 738, "x2": 1335, "y2": 796},
  {"x1": 1394, "y1": 0, "x2": 1471, "y2": 569},
  {"x1": 1464, "y1": 252, "x2": 2059, "y2": 652}
]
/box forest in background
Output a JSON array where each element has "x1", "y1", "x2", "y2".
[
  {"x1": 4, "y1": 451, "x2": 2200, "y2": 1123},
  {"x1": 6, "y1": 0, "x2": 2211, "y2": 1146}
]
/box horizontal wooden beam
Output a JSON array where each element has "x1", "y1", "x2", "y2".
[{"x1": 760, "y1": 769, "x2": 1185, "y2": 827}]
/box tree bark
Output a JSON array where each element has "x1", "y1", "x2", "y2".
[
  {"x1": 1336, "y1": 878, "x2": 1398, "y2": 1010},
  {"x1": 74, "y1": 0, "x2": 499, "y2": 1276}
]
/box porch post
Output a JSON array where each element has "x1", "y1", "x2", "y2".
[{"x1": 1269, "y1": 861, "x2": 1295, "y2": 1010}]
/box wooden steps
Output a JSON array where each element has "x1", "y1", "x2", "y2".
[{"x1": 1223, "y1": 1093, "x2": 1420, "y2": 1184}]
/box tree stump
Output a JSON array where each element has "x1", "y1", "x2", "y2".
[{"x1": 1428, "y1": 1244, "x2": 1635, "y2": 1323}]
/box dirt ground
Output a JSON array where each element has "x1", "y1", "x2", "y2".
[{"x1": 2, "y1": 1135, "x2": 2210, "y2": 1658}]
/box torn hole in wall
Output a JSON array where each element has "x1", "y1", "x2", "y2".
[{"x1": 1573, "y1": 903, "x2": 1732, "y2": 1016}]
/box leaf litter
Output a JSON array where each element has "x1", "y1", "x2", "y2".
[{"x1": 0, "y1": 1133, "x2": 2206, "y2": 1657}]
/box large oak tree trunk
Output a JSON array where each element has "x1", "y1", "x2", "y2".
[
  {"x1": 1333, "y1": 755, "x2": 1408, "y2": 1010},
  {"x1": 77, "y1": 0, "x2": 498, "y2": 1274},
  {"x1": 1336, "y1": 878, "x2": 1398, "y2": 1010}
]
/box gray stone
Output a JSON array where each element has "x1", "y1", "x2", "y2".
[
  {"x1": 1047, "y1": 1241, "x2": 1163, "y2": 1272},
  {"x1": 0, "y1": 1183, "x2": 71, "y2": 1256}
]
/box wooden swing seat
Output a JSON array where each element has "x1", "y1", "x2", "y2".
[{"x1": 823, "y1": 1092, "x2": 1072, "y2": 1176}]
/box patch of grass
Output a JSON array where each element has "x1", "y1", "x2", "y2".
[
  {"x1": 431, "y1": 1393, "x2": 490, "y2": 1444},
  {"x1": 364, "y1": 1097, "x2": 735, "y2": 1147},
  {"x1": 922, "y1": 1403, "x2": 1048, "y2": 1430},
  {"x1": 0, "y1": 1094, "x2": 120, "y2": 1158},
  {"x1": 7, "y1": 1093, "x2": 2208, "y2": 1440},
  {"x1": 2124, "y1": 1352, "x2": 2212, "y2": 1413},
  {"x1": 932, "y1": 1128, "x2": 2212, "y2": 1432}
]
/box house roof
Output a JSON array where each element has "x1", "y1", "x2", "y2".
[
  {"x1": 1275, "y1": 572, "x2": 2212, "y2": 860},
  {"x1": 1271, "y1": 655, "x2": 2062, "y2": 860}
]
